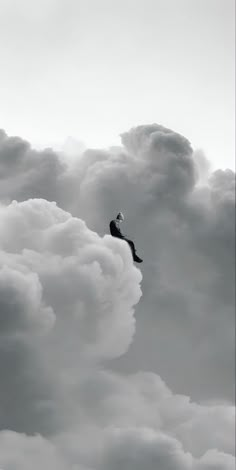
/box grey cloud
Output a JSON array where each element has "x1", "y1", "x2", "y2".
[
  {"x1": 0, "y1": 431, "x2": 70, "y2": 470},
  {"x1": 0, "y1": 124, "x2": 234, "y2": 400},
  {"x1": 65, "y1": 124, "x2": 234, "y2": 402},
  {"x1": 121, "y1": 124, "x2": 192, "y2": 157},
  {"x1": 121, "y1": 123, "x2": 196, "y2": 203},
  {"x1": 0, "y1": 254, "x2": 57, "y2": 434},
  {"x1": 0, "y1": 125, "x2": 234, "y2": 468},
  {"x1": 77, "y1": 370, "x2": 235, "y2": 458},
  {"x1": 195, "y1": 450, "x2": 235, "y2": 470},
  {"x1": 75, "y1": 125, "x2": 197, "y2": 236},
  {"x1": 99, "y1": 427, "x2": 193, "y2": 470},
  {"x1": 98, "y1": 427, "x2": 234, "y2": 470},
  {"x1": 0, "y1": 426, "x2": 234, "y2": 470},
  {"x1": 0, "y1": 337, "x2": 62, "y2": 435},
  {"x1": 0, "y1": 130, "x2": 66, "y2": 206},
  {"x1": 0, "y1": 268, "x2": 61, "y2": 435},
  {"x1": 0, "y1": 265, "x2": 54, "y2": 335}
]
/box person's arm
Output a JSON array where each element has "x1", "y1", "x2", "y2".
[{"x1": 114, "y1": 220, "x2": 125, "y2": 238}]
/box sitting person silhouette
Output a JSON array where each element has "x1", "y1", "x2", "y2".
[{"x1": 109, "y1": 212, "x2": 143, "y2": 263}]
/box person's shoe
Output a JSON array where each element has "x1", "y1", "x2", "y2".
[{"x1": 134, "y1": 254, "x2": 143, "y2": 263}]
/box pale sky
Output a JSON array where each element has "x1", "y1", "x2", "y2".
[{"x1": 0, "y1": 0, "x2": 235, "y2": 169}]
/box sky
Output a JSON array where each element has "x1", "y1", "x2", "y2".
[
  {"x1": 0, "y1": 0, "x2": 235, "y2": 169},
  {"x1": 0, "y1": 1, "x2": 235, "y2": 469}
]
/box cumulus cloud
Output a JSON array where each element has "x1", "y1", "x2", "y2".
[
  {"x1": 0, "y1": 124, "x2": 234, "y2": 468},
  {"x1": 0, "y1": 198, "x2": 141, "y2": 435},
  {"x1": 98, "y1": 427, "x2": 235, "y2": 470},
  {"x1": 1, "y1": 369, "x2": 234, "y2": 469},
  {"x1": 0, "y1": 198, "x2": 141, "y2": 359},
  {"x1": 98, "y1": 427, "x2": 194, "y2": 470},
  {"x1": 77, "y1": 370, "x2": 235, "y2": 457},
  {"x1": 0, "y1": 130, "x2": 66, "y2": 205},
  {"x1": 61, "y1": 123, "x2": 234, "y2": 402}
]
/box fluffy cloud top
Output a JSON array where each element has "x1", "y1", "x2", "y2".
[{"x1": 0, "y1": 197, "x2": 142, "y2": 357}]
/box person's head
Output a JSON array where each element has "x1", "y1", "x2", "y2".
[{"x1": 116, "y1": 212, "x2": 124, "y2": 222}]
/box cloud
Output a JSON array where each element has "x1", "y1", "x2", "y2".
[
  {"x1": 64, "y1": 124, "x2": 234, "y2": 402},
  {"x1": 0, "y1": 130, "x2": 67, "y2": 206},
  {"x1": 0, "y1": 265, "x2": 54, "y2": 336},
  {"x1": 0, "y1": 198, "x2": 141, "y2": 434},
  {"x1": 0, "y1": 431, "x2": 70, "y2": 470},
  {"x1": 195, "y1": 450, "x2": 235, "y2": 470},
  {"x1": 0, "y1": 125, "x2": 234, "y2": 468},
  {"x1": 98, "y1": 427, "x2": 193, "y2": 470},
  {"x1": 0, "y1": 368, "x2": 234, "y2": 469},
  {"x1": 98, "y1": 427, "x2": 235, "y2": 470},
  {"x1": 0, "y1": 425, "x2": 234, "y2": 470},
  {"x1": 0, "y1": 198, "x2": 142, "y2": 359},
  {"x1": 76, "y1": 370, "x2": 235, "y2": 458}
]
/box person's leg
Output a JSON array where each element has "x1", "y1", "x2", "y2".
[
  {"x1": 125, "y1": 239, "x2": 143, "y2": 263},
  {"x1": 125, "y1": 239, "x2": 135, "y2": 255}
]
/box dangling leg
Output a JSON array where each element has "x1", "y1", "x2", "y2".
[
  {"x1": 126, "y1": 239, "x2": 135, "y2": 257},
  {"x1": 125, "y1": 239, "x2": 143, "y2": 263}
]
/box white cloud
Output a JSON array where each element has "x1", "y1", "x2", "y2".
[
  {"x1": 0, "y1": 198, "x2": 142, "y2": 360},
  {"x1": 0, "y1": 198, "x2": 142, "y2": 435}
]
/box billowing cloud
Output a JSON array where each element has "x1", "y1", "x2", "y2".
[
  {"x1": 0, "y1": 198, "x2": 141, "y2": 359},
  {"x1": 0, "y1": 130, "x2": 67, "y2": 205},
  {"x1": 77, "y1": 370, "x2": 235, "y2": 457},
  {"x1": 0, "y1": 125, "x2": 234, "y2": 468},
  {"x1": 98, "y1": 427, "x2": 194, "y2": 470},
  {"x1": 0, "y1": 198, "x2": 141, "y2": 436},
  {"x1": 62, "y1": 124, "x2": 234, "y2": 402}
]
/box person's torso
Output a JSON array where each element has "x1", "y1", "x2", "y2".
[{"x1": 109, "y1": 219, "x2": 123, "y2": 238}]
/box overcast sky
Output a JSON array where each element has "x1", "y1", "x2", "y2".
[
  {"x1": 0, "y1": 0, "x2": 235, "y2": 169},
  {"x1": 0, "y1": 1, "x2": 235, "y2": 469}
]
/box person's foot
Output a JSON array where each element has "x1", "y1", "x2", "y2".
[{"x1": 134, "y1": 254, "x2": 143, "y2": 263}]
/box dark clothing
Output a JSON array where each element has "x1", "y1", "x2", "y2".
[
  {"x1": 109, "y1": 219, "x2": 143, "y2": 263},
  {"x1": 125, "y1": 239, "x2": 136, "y2": 258},
  {"x1": 109, "y1": 219, "x2": 125, "y2": 239}
]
